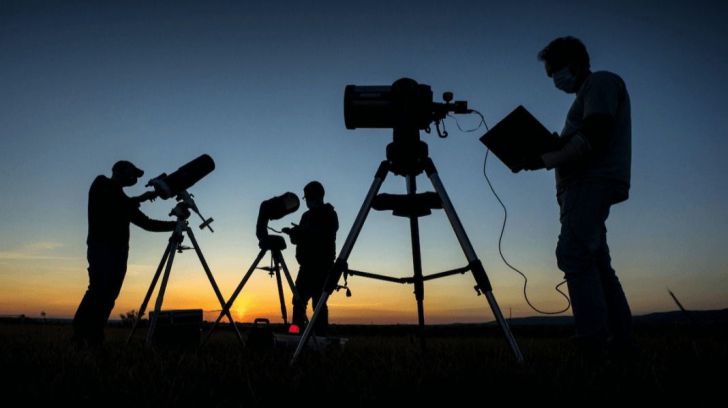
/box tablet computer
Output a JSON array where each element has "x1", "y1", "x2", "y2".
[{"x1": 479, "y1": 105, "x2": 560, "y2": 172}]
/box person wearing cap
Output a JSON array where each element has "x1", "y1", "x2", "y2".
[
  {"x1": 72, "y1": 160, "x2": 176, "y2": 347},
  {"x1": 282, "y1": 181, "x2": 338, "y2": 335}
]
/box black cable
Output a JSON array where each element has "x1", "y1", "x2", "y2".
[{"x1": 451, "y1": 110, "x2": 571, "y2": 315}]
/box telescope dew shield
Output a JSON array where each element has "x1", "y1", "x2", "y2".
[{"x1": 148, "y1": 154, "x2": 215, "y2": 199}]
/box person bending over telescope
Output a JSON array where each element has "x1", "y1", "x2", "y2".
[
  {"x1": 283, "y1": 181, "x2": 338, "y2": 335},
  {"x1": 72, "y1": 160, "x2": 176, "y2": 347}
]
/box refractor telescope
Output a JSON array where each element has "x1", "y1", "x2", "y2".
[
  {"x1": 147, "y1": 154, "x2": 215, "y2": 199},
  {"x1": 146, "y1": 154, "x2": 216, "y2": 232}
]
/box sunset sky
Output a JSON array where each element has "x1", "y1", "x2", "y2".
[{"x1": 1, "y1": 0, "x2": 727, "y2": 324}]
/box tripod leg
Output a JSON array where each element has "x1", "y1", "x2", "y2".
[
  {"x1": 127, "y1": 239, "x2": 173, "y2": 344},
  {"x1": 406, "y1": 175, "x2": 427, "y2": 350},
  {"x1": 201, "y1": 249, "x2": 267, "y2": 347},
  {"x1": 145, "y1": 235, "x2": 179, "y2": 347},
  {"x1": 275, "y1": 250, "x2": 300, "y2": 300},
  {"x1": 291, "y1": 161, "x2": 390, "y2": 364},
  {"x1": 272, "y1": 255, "x2": 288, "y2": 325},
  {"x1": 185, "y1": 227, "x2": 244, "y2": 345},
  {"x1": 424, "y1": 158, "x2": 524, "y2": 362}
]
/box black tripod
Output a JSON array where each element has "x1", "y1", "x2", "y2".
[
  {"x1": 126, "y1": 200, "x2": 244, "y2": 346},
  {"x1": 291, "y1": 129, "x2": 524, "y2": 363},
  {"x1": 201, "y1": 235, "x2": 300, "y2": 346}
]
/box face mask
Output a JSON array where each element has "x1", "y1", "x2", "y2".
[{"x1": 552, "y1": 67, "x2": 579, "y2": 93}]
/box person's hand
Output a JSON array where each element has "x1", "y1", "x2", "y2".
[
  {"x1": 135, "y1": 191, "x2": 158, "y2": 203},
  {"x1": 512, "y1": 155, "x2": 546, "y2": 173},
  {"x1": 281, "y1": 227, "x2": 292, "y2": 235}
]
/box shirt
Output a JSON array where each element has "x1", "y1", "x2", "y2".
[
  {"x1": 87, "y1": 176, "x2": 175, "y2": 247},
  {"x1": 557, "y1": 71, "x2": 632, "y2": 199}
]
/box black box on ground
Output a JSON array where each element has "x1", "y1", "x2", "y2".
[{"x1": 149, "y1": 309, "x2": 202, "y2": 347}]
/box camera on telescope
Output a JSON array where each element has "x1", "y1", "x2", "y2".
[{"x1": 344, "y1": 77, "x2": 469, "y2": 132}]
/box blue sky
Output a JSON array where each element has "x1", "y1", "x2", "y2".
[{"x1": 1, "y1": 0, "x2": 726, "y2": 322}]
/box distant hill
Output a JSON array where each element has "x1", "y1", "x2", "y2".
[{"x1": 498, "y1": 308, "x2": 728, "y2": 327}]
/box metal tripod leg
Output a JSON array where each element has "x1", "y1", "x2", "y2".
[
  {"x1": 291, "y1": 161, "x2": 390, "y2": 364},
  {"x1": 272, "y1": 252, "x2": 288, "y2": 324},
  {"x1": 273, "y1": 249, "x2": 301, "y2": 301},
  {"x1": 406, "y1": 174, "x2": 427, "y2": 350},
  {"x1": 424, "y1": 158, "x2": 524, "y2": 362},
  {"x1": 185, "y1": 227, "x2": 244, "y2": 345},
  {"x1": 127, "y1": 238, "x2": 173, "y2": 344},
  {"x1": 145, "y1": 231, "x2": 180, "y2": 346},
  {"x1": 201, "y1": 249, "x2": 267, "y2": 346}
]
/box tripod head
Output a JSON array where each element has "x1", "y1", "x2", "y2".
[{"x1": 168, "y1": 190, "x2": 215, "y2": 232}]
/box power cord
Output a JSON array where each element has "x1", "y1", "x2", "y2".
[{"x1": 449, "y1": 111, "x2": 571, "y2": 315}]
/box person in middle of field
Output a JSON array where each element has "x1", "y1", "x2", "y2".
[{"x1": 282, "y1": 181, "x2": 338, "y2": 335}]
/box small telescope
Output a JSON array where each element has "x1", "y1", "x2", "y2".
[{"x1": 146, "y1": 154, "x2": 216, "y2": 232}]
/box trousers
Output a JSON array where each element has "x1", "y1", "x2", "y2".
[
  {"x1": 72, "y1": 243, "x2": 129, "y2": 345},
  {"x1": 556, "y1": 180, "x2": 633, "y2": 345}
]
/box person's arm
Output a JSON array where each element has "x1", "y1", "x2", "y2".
[
  {"x1": 130, "y1": 208, "x2": 176, "y2": 232},
  {"x1": 130, "y1": 191, "x2": 158, "y2": 205},
  {"x1": 542, "y1": 75, "x2": 622, "y2": 169},
  {"x1": 283, "y1": 223, "x2": 300, "y2": 245},
  {"x1": 542, "y1": 113, "x2": 615, "y2": 169}
]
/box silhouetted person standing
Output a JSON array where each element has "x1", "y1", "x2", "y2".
[
  {"x1": 72, "y1": 161, "x2": 176, "y2": 347},
  {"x1": 283, "y1": 181, "x2": 338, "y2": 335},
  {"x1": 522, "y1": 36, "x2": 634, "y2": 358}
]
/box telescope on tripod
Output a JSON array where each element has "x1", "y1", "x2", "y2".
[
  {"x1": 201, "y1": 192, "x2": 303, "y2": 346},
  {"x1": 126, "y1": 154, "x2": 245, "y2": 346},
  {"x1": 291, "y1": 78, "x2": 524, "y2": 363}
]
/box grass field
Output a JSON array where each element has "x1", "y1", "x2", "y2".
[{"x1": 1, "y1": 322, "x2": 725, "y2": 405}]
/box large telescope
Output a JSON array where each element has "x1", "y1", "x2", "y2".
[{"x1": 344, "y1": 78, "x2": 469, "y2": 131}]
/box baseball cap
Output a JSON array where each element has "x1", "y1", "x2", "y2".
[{"x1": 112, "y1": 160, "x2": 144, "y2": 178}]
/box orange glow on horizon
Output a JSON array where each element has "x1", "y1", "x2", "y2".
[{"x1": 2, "y1": 261, "x2": 727, "y2": 324}]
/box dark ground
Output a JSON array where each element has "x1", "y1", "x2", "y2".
[{"x1": 0, "y1": 320, "x2": 725, "y2": 405}]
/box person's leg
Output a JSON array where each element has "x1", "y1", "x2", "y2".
[
  {"x1": 292, "y1": 267, "x2": 313, "y2": 329},
  {"x1": 73, "y1": 245, "x2": 105, "y2": 345},
  {"x1": 94, "y1": 248, "x2": 128, "y2": 342},
  {"x1": 595, "y1": 228, "x2": 633, "y2": 345},
  {"x1": 311, "y1": 287, "x2": 329, "y2": 335},
  {"x1": 73, "y1": 245, "x2": 128, "y2": 346},
  {"x1": 556, "y1": 182, "x2": 613, "y2": 349}
]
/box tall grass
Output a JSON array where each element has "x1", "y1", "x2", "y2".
[{"x1": 0, "y1": 324, "x2": 724, "y2": 405}]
